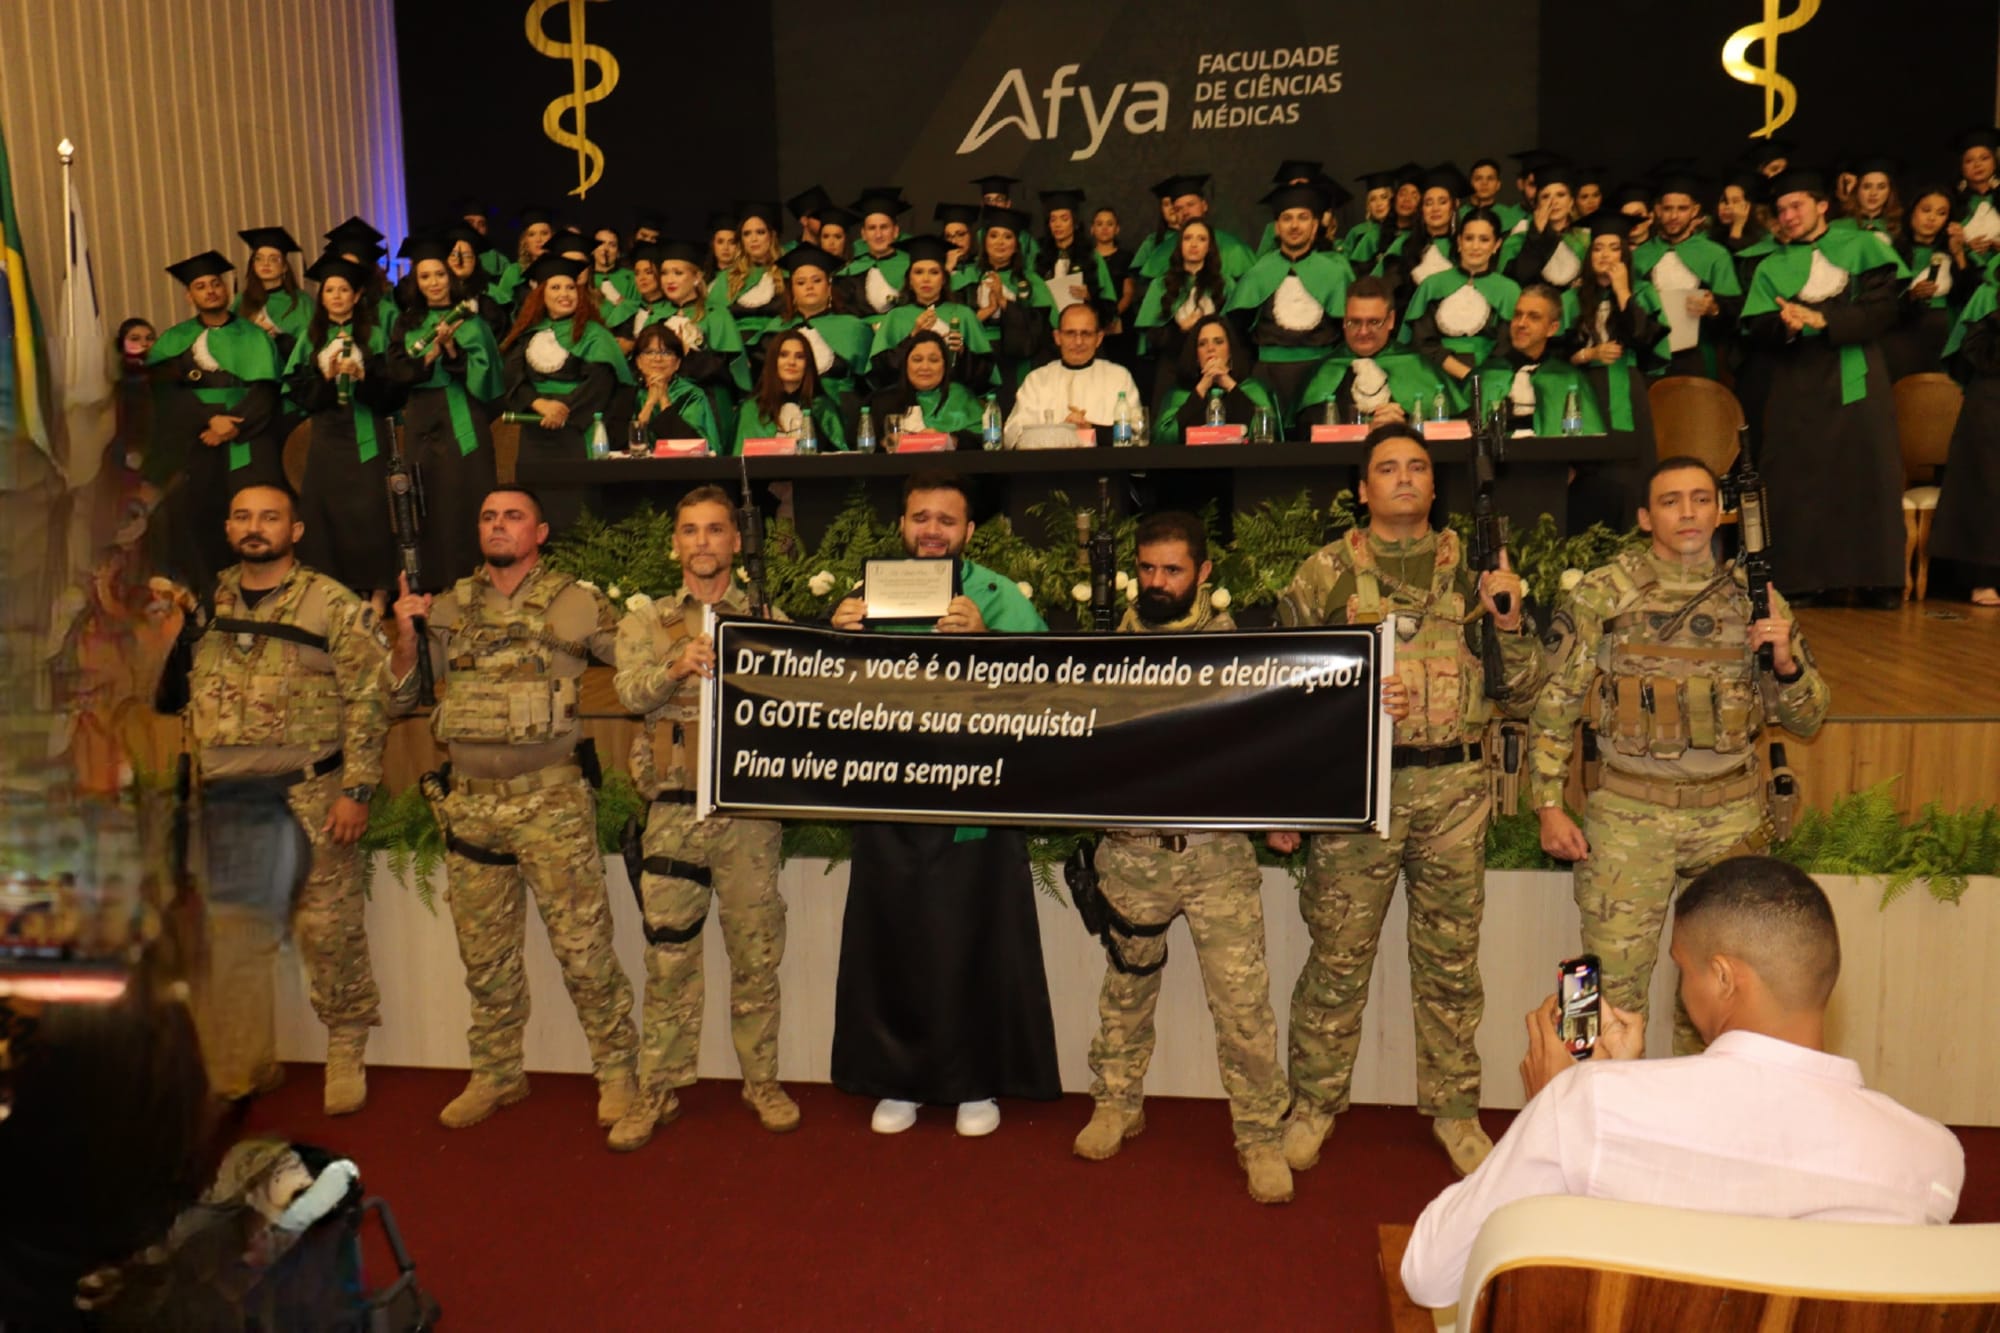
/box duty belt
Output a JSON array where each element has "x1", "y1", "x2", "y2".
[
  {"x1": 1392, "y1": 742, "x2": 1484, "y2": 769},
  {"x1": 446, "y1": 834, "x2": 517, "y2": 867},
  {"x1": 450, "y1": 761, "x2": 583, "y2": 799},
  {"x1": 201, "y1": 749, "x2": 344, "y2": 790},
  {"x1": 1599, "y1": 767, "x2": 1763, "y2": 809},
  {"x1": 1108, "y1": 831, "x2": 1221, "y2": 852}
]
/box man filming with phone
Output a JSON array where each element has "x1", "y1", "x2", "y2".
[{"x1": 1398, "y1": 856, "x2": 1965, "y2": 1311}]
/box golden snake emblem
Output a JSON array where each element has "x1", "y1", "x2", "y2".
[{"x1": 525, "y1": 0, "x2": 620, "y2": 199}]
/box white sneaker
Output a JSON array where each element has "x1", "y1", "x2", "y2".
[
  {"x1": 871, "y1": 1098, "x2": 920, "y2": 1134},
  {"x1": 955, "y1": 1099, "x2": 1001, "y2": 1137}
]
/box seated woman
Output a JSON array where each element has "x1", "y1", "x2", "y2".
[
  {"x1": 1837, "y1": 157, "x2": 1905, "y2": 244},
  {"x1": 815, "y1": 204, "x2": 857, "y2": 266},
  {"x1": 1342, "y1": 166, "x2": 1401, "y2": 270},
  {"x1": 1404, "y1": 207, "x2": 1522, "y2": 413},
  {"x1": 705, "y1": 212, "x2": 739, "y2": 281},
  {"x1": 1375, "y1": 164, "x2": 1466, "y2": 311},
  {"x1": 869, "y1": 235, "x2": 994, "y2": 391},
  {"x1": 1561, "y1": 213, "x2": 1668, "y2": 532},
  {"x1": 1151, "y1": 314, "x2": 1277, "y2": 444},
  {"x1": 1886, "y1": 184, "x2": 1974, "y2": 380},
  {"x1": 648, "y1": 238, "x2": 750, "y2": 416},
  {"x1": 952, "y1": 205, "x2": 1055, "y2": 405},
  {"x1": 733, "y1": 328, "x2": 847, "y2": 452},
  {"x1": 719, "y1": 201, "x2": 786, "y2": 339},
  {"x1": 867, "y1": 329, "x2": 986, "y2": 450},
  {"x1": 758, "y1": 246, "x2": 874, "y2": 410},
  {"x1": 1134, "y1": 218, "x2": 1230, "y2": 409},
  {"x1": 1034, "y1": 188, "x2": 1115, "y2": 319},
  {"x1": 498, "y1": 251, "x2": 632, "y2": 533},
  {"x1": 628, "y1": 324, "x2": 722, "y2": 454},
  {"x1": 1501, "y1": 163, "x2": 1587, "y2": 289},
  {"x1": 934, "y1": 202, "x2": 981, "y2": 276}
]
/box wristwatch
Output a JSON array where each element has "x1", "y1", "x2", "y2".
[{"x1": 342, "y1": 784, "x2": 375, "y2": 804}]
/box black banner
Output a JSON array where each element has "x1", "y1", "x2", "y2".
[{"x1": 701, "y1": 618, "x2": 1390, "y2": 832}]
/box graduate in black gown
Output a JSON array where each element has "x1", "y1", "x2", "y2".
[
  {"x1": 286, "y1": 253, "x2": 408, "y2": 599},
  {"x1": 827, "y1": 473, "x2": 1060, "y2": 1137},
  {"x1": 1931, "y1": 280, "x2": 2000, "y2": 605},
  {"x1": 1561, "y1": 213, "x2": 1669, "y2": 533}
]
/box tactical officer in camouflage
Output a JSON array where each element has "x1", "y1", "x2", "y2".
[
  {"x1": 1269, "y1": 424, "x2": 1542, "y2": 1178},
  {"x1": 607, "y1": 486, "x2": 798, "y2": 1152},
  {"x1": 153, "y1": 483, "x2": 386, "y2": 1114},
  {"x1": 1532, "y1": 456, "x2": 1829, "y2": 1051},
  {"x1": 1071, "y1": 512, "x2": 1293, "y2": 1205},
  {"x1": 389, "y1": 486, "x2": 640, "y2": 1141}
]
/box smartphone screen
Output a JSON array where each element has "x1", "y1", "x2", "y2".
[{"x1": 1557, "y1": 954, "x2": 1601, "y2": 1058}]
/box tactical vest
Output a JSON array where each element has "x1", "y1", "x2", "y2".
[
  {"x1": 1592, "y1": 553, "x2": 1760, "y2": 760},
  {"x1": 431, "y1": 571, "x2": 583, "y2": 745},
  {"x1": 628, "y1": 598, "x2": 706, "y2": 797},
  {"x1": 1342, "y1": 529, "x2": 1487, "y2": 747},
  {"x1": 188, "y1": 574, "x2": 344, "y2": 751}
]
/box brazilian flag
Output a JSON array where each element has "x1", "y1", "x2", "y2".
[{"x1": 0, "y1": 119, "x2": 49, "y2": 468}]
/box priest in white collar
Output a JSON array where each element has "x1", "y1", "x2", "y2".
[{"x1": 1002, "y1": 302, "x2": 1144, "y2": 448}]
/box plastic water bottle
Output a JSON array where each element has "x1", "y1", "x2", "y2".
[
  {"x1": 856, "y1": 406, "x2": 877, "y2": 453},
  {"x1": 1323, "y1": 397, "x2": 1340, "y2": 427},
  {"x1": 982, "y1": 396, "x2": 1003, "y2": 449},
  {"x1": 801, "y1": 410, "x2": 821, "y2": 455},
  {"x1": 1432, "y1": 389, "x2": 1448, "y2": 422},
  {"x1": 1206, "y1": 388, "x2": 1227, "y2": 427},
  {"x1": 1112, "y1": 390, "x2": 1131, "y2": 444},
  {"x1": 1561, "y1": 388, "x2": 1582, "y2": 436},
  {"x1": 587, "y1": 411, "x2": 609, "y2": 459}
]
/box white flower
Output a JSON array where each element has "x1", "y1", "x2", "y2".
[
  {"x1": 1559, "y1": 568, "x2": 1584, "y2": 592},
  {"x1": 1210, "y1": 587, "x2": 1232, "y2": 610},
  {"x1": 1071, "y1": 582, "x2": 1091, "y2": 602},
  {"x1": 525, "y1": 328, "x2": 567, "y2": 375},
  {"x1": 1015, "y1": 581, "x2": 1034, "y2": 599},
  {"x1": 577, "y1": 579, "x2": 599, "y2": 592},
  {"x1": 1124, "y1": 583, "x2": 1135, "y2": 602},
  {"x1": 606, "y1": 584, "x2": 624, "y2": 600},
  {"x1": 808, "y1": 570, "x2": 836, "y2": 598},
  {"x1": 735, "y1": 567, "x2": 747, "y2": 582},
  {"x1": 1114, "y1": 570, "x2": 1131, "y2": 590},
  {"x1": 625, "y1": 593, "x2": 653, "y2": 614}
]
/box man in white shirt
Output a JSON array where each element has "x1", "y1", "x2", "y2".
[
  {"x1": 1003, "y1": 302, "x2": 1143, "y2": 449},
  {"x1": 1401, "y1": 855, "x2": 1965, "y2": 1311}
]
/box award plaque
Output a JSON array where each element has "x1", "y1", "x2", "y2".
[{"x1": 862, "y1": 557, "x2": 962, "y2": 626}]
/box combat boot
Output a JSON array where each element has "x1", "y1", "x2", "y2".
[
  {"x1": 741, "y1": 1080, "x2": 801, "y2": 1133},
  {"x1": 607, "y1": 1088, "x2": 681, "y2": 1152},
  {"x1": 1282, "y1": 1106, "x2": 1335, "y2": 1171},
  {"x1": 1072, "y1": 1103, "x2": 1146, "y2": 1161},
  {"x1": 1432, "y1": 1116, "x2": 1494, "y2": 1177},
  {"x1": 438, "y1": 1074, "x2": 530, "y2": 1129},
  {"x1": 1241, "y1": 1144, "x2": 1295, "y2": 1204},
  {"x1": 322, "y1": 1025, "x2": 369, "y2": 1116},
  {"x1": 597, "y1": 1071, "x2": 639, "y2": 1127}
]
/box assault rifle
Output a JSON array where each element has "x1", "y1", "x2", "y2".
[
  {"x1": 1467, "y1": 374, "x2": 1512, "y2": 702},
  {"x1": 385, "y1": 422, "x2": 435, "y2": 707},
  {"x1": 738, "y1": 455, "x2": 769, "y2": 619},
  {"x1": 1082, "y1": 477, "x2": 1118, "y2": 631},
  {"x1": 1723, "y1": 427, "x2": 1799, "y2": 830}
]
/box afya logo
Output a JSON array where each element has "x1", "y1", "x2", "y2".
[{"x1": 956, "y1": 65, "x2": 1169, "y2": 161}]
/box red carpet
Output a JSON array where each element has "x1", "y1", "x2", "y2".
[{"x1": 245, "y1": 1067, "x2": 2000, "y2": 1332}]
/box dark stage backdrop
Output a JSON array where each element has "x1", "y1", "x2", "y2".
[
  {"x1": 1538, "y1": 0, "x2": 1999, "y2": 189},
  {"x1": 770, "y1": 0, "x2": 1539, "y2": 243},
  {"x1": 394, "y1": 0, "x2": 780, "y2": 244}
]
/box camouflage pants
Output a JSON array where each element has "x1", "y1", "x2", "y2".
[
  {"x1": 1575, "y1": 786, "x2": 1767, "y2": 1054},
  {"x1": 1292, "y1": 761, "x2": 1490, "y2": 1119},
  {"x1": 635, "y1": 806, "x2": 784, "y2": 1093},
  {"x1": 1089, "y1": 834, "x2": 1285, "y2": 1150},
  {"x1": 193, "y1": 770, "x2": 380, "y2": 1099},
  {"x1": 441, "y1": 777, "x2": 637, "y2": 1084}
]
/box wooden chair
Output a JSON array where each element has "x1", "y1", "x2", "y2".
[
  {"x1": 281, "y1": 419, "x2": 311, "y2": 492},
  {"x1": 1647, "y1": 376, "x2": 1743, "y2": 475},
  {"x1": 1408, "y1": 1196, "x2": 2000, "y2": 1333},
  {"x1": 492, "y1": 420, "x2": 519, "y2": 484},
  {"x1": 1894, "y1": 373, "x2": 1963, "y2": 602}
]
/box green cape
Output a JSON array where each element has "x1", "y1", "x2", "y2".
[{"x1": 1742, "y1": 226, "x2": 1909, "y2": 404}]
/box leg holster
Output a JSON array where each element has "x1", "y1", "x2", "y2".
[
  {"x1": 637, "y1": 857, "x2": 713, "y2": 946},
  {"x1": 1101, "y1": 904, "x2": 1170, "y2": 978}
]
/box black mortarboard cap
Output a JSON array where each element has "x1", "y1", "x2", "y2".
[
  {"x1": 898, "y1": 235, "x2": 954, "y2": 267},
  {"x1": 1767, "y1": 167, "x2": 1828, "y2": 199},
  {"x1": 1955, "y1": 126, "x2": 2000, "y2": 155},
  {"x1": 1719, "y1": 166, "x2": 1768, "y2": 202},
  {"x1": 398, "y1": 233, "x2": 452, "y2": 267},
  {"x1": 165, "y1": 250, "x2": 233, "y2": 285},
  {"x1": 1535, "y1": 161, "x2": 1578, "y2": 190},
  {"x1": 441, "y1": 222, "x2": 491, "y2": 254},
  {"x1": 1148, "y1": 176, "x2": 1179, "y2": 199},
  {"x1": 523, "y1": 252, "x2": 590, "y2": 284},
  {"x1": 1393, "y1": 161, "x2": 1427, "y2": 189},
  {"x1": 1849, "y1": 154, "x2": 1904, "y2": 180},
  {"x1": 449, "y1": 196, "x2": 489, "y2": 220},
  {"x1": 633, "y1": 208, "x2": 666, "y2": 233},
  {"x1": 786, "y1": 185, "x2": 833, "y2": 220},
  {"x1": 1160, "y1": 173, "x2": 1211, "y2": 200},
  {"x1": 238, "y1": 226, "x2": 301, "y2": 255},
  {"x1": 737, "y1": 200, "x2": 781, "y2": 229},
  {"x1": 1581, "y1": 211, "x2": 1638, "y2": 240},
  {"x1": 1307, "y1": 173, "x2": 1353, "y2": 209},
  {"x1": 654, "y1": 239, "x2": 705, "y2": 267},
  {"x1": 305, "y1": 251, "x2": 372, "y2": 287},
  {"x1": 630, "y1": 243, "x2": 666, "y2": 267},
  {"x1": 1742, "y1": 138, "x2": 1797, "y2": 169},
  {"x1": 934, "y1": 202, "x2": 982, "y2": 227},
  {"x1": 707, "y1": 211, "x2": 738, "y2": 236},
  {"x1": 1038, "y1": 188, "x2": 1087, "y2": 215},
  {"x1": 518, "y1": 206, "x2": 556, "y2": 229},
  {"x1": 978, "y1": 205, "x2": 1032, "y2": 235},
  {"x1": 1420, "y1": 163, "x2": 1471, "y2": 198},
  {"x1": 549, "y1": 231, "x2": 593, "y2": 259},
  {"x1": 776, "y1": 245, "x2": 839, "y2": 275},
  {"x1": 853, "y1": 188, "x2": 911, "y2": 219},
  {"x1": 970, "y1": 173, "x2": 1021, "y2": 196},
  {"x1": 1652, "y1": 172, "x2": 1707, "y2": 202},
  {"x1": 1613, "y1": 182, "x2": 1654, "y2": 211},
  {"x1": 323, "y1": 216, "x2": 384, "y2": 249},
  {"x1": 1574, "y1": 165, "x2": 1606, "y2": 188},
  {"x1": 815, "y1": 204, "x2": 860, "y2": 232},
  {"x1": 1271, "y1": 158, "x2": 1323, "y2": 184},
  {"x1": 1355, "y1": 167, "x2": 1402, "y2": 191},
  {"x1": 1263, "y1": 182, "x2": 1331, "y2": 215}
]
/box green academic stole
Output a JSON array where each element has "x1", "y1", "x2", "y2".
[
  {"x1": 1744, "y1": 242, "x2": 1872, "y2": 405},
  {"x1": 406, "y1": 314, "x2": 481, "y2": 456},
  {"x1": 323, "y1": 325, "x2": 383, "y2": 462}
]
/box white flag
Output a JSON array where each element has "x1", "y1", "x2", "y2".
[{"x1": 58, "y1": 179, "x2": 112, "y2": 488}]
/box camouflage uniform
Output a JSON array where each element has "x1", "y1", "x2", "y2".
[
  {"x1": 395, "y1": 561, "x2": 638, "y2": 1090},
  {"x1": 180, "y1": 563, "x2": 387, "y2": 1098},
  {"x1": 1086, "y1": 600, "x2": 1286, "y2": 1152},
  {"x1": 613, "y1": 583, "x2": 786, "y2": 1097},
  {"x1": 1530, "y1": 547, "x2": 1829, "y2": 1049},
  {"x1": 1277, "y1": 529, "x2": 1543, "y2": 1120}
]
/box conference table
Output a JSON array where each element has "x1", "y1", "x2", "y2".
[{"x1": 516, "y1": 436, "x2": 1637, "y2": 546}]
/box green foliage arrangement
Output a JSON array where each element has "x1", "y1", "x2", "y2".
[{"x1": 1774, "y1": 780, "x2": 2000, "y2": 907}]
